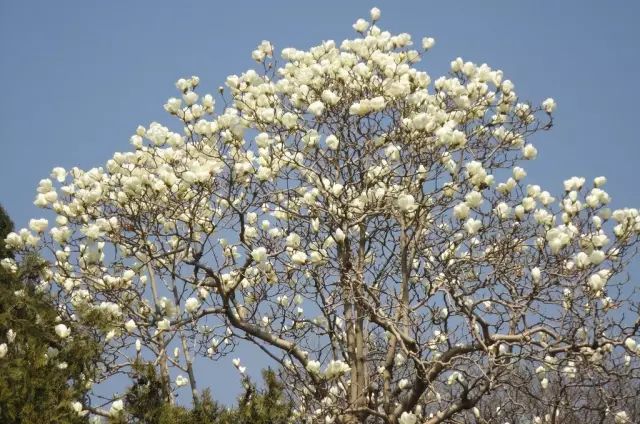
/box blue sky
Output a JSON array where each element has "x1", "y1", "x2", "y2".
[{"x1": 1, "y1": 0, "x2": 639, "y2": 405}]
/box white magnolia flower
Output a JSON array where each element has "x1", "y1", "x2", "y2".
[
  {"x1": 397, "y1": 194, "x2": 417, "y2": 213},
  {"x1": 183, "y1": 91, "x2": 198, "y2": 106},
  {"x1": 594, "y1": 176, "x2": 607, "y2": 187},
  {"x1": 33, "y1": 194, "x2": 47, "y2": 207},
  {"x1": 291, "y1": 251, "x2": 308, "y2": 265},
  {"x1": 0, "y1": 343, "x2": 7, "y2": 359},
  {"x1": 464, "y1": 218, "x2": 482, "y2": 235},
  {"x1": 307, "y1": 100, "x2": 325, "y2": 116},
  {"x1": 588, "y1": 273, "x2": 606, "y2": 292},
  {"x1": 325, "y1": 360, "x2": 350, "y2": 378},
  {"x1": 542, "y1": 98, "x2": 556, "y2": 113},
  {"x1": 257, "y1": 107, "x2": 275, "y2": 122},
  {"x1": 175, "y1": 375, "x2": 189, "y2": 387},
  {"x1": 465, "y1": 191, "x2": 483, "y2": 208},
  {"x1": 157, "y1": 318, "x2": 170, "y2": 331},
  {"x1": 353, "y1": 18, "x2": 369, "y2": 33},
  {"x1": 54, "y1": 324, "x2": 71, "y2": 339},
  {"x1": 51, "y1": 167, "x2": 66, "y2": 182},
  {"x1": 422, "y1": 37, "x2": 435, "y2": 50},
  {"x1": 589, "y1": 250, "x2": 605, "y2": 265},
  {"x1": 615, "y1": 411, "x2": 630, "y2": 423},
  {"x1": 1, "y1": 258, "x2": 17, "y2": 274},
  {"x1": 82, "y1": 224, "x2": 102, "y2": 240},
  {"x1": 564, "y1": 176, "x2": 586, "y2": 191},
  {"x1": 4, "y1": 232, "x2": 23, "y2": 250},
  {"x1": 29, "y1": 218, "x2": 48, "y2": 233},
  {"x1": 185, "y1": 297, "x2": 201, "y2": 313},
  {"x1": 454, "y1": 203, "x2": 470, "y2": 220},
  {"x1": 321, "y1": 90, "x2": 340, "y2": 105},
  {"x1": 286, "y1": 232, "x2": 301, "y2": 248},
  {"x1": 251, "y1": 247, "x2": 268, "y2": 262},
  {"x1": 522, "y1": 144, "x2": 538, "y2": 160},
  {"x1": 71, "y1": 401, "x2": 85, "y2": 416},
  {"x1": 325, "y1": 134, "x2": 339, "y2": 150},
  {"x1": 370, "y1": 7, "x2": 381, "y2": 21},
  {"x1": 306, "y1": 360, "x2": 321, "y2": 374},
  {"x1": 495, "y1": 202, "x2": 511, "y2": 220},
  {"x1": 575, "y1": 251, "x2": 591, "y2": 268},
  {"x1": 513, "y1": 166, "x2": 527, "y2": 181},
  {"x1": 331, "y1": 184, "x2": 344, "y2": 196},
  {"x1": 399, "y1": 412, "x2": 417, "y2": 424},
  {"x1": 124, "y1": 319, "x2": 137, "y2": 333},
  {"x1": 110, "y1": 399, "x2": 124, "y2": 416},
  {"x1": 531, "y1": 267, "x2": 542, "y2": 283},
  {"x1": 6, "y1": 329, "x2": 16, "y2": 344}
]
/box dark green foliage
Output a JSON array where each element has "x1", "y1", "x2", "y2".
[
  {"x1": 0, "y1": 205, "x2": 13, "y2": 260},
  {"x1": 111, "y1": 362, "x2": 209, "y2": 424},
  {"x1": 0, "y1": 204, "x2": 101, "y2": 423},
  {"x1": 226, "y1": 368, "x2": 293, "y2": 424},
  {"x1": 110, "y1": 365, "x2": 292, "y2": 424}
]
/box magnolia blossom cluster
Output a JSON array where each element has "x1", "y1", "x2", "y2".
[{"x1": 5, "y1": 7, "x2": 640, "y2": 423}]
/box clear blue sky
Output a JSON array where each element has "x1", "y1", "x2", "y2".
[{"x1": 1, "y1": 0, "x2": 639, "y2": 405}]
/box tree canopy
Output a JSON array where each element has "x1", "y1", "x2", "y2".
[{"x1": 3, "y1": 7, "x2": 639, "y2": 424}]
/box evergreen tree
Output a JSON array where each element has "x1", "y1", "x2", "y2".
[
  {"x1": 0, "y1": 204, "x2": 101, "y2": 423},
  {"x1": 224, "y1": 368, "x2": 292, "y2": 424},
  {"x1": 0, "y1": 205, "x2": 13, "y2": 260},
  {"x1": 110, "y1": 364, "x2": 292, "y2": 424}
]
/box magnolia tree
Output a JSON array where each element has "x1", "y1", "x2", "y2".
[{"x1": 4, "y1": 7, "x2": 640, "y2": 424}]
